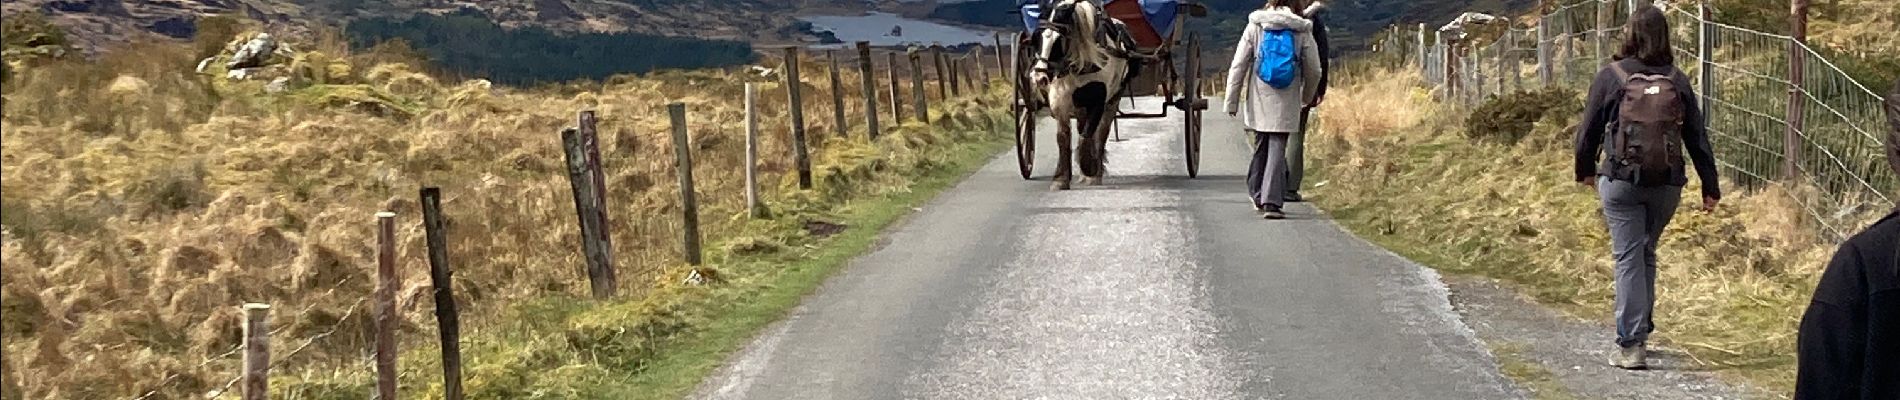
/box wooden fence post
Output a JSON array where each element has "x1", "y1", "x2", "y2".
[
  {"x1": 932, "y1": 46, "x2": 948, "y2": 100},
  {"x1": 784, "y1": 47, "x2": 813, "y2": 189},
  {"x1": 1784, "y1": 0, "x2": 1807, "y2": 179},
  {"x1": 560, "y1": 111, "x2": 616, "y2": 299},
  {"x1": 1537, "y1": 19, "x2": 1552, "y2": 87},
  {"x1": 993, "y1": 34, "x2": 1008, "y2": 80},
  {"x1": 1416, "y1": 23, "x2": 1427, "y2": 68},
  {"x1": 887, "y1": 52, "x2": 904, "y2": 123},
  {"x1": 1595, "y1": 0, "x2": 1611, "y2": 64},
  {"x1": 909, "y1": 48, "x2": 930, "y2": 123},
  {"x1": 669, "y1": 103, "x2": 702, "y2": 265},
  {"x1": 827, "y1": 50, "x2": 848, "y2": 137},
  {"x1": 374, "y1": 211, "x2": 398, "y2": 400},
  {"x1": 975, "y1": 47, "x2": 991, "y2": 84},
  {"x1": 240, "y1": 303, "x2": 269, "y2": 400},
  {"x1": 418, "y1": 187, "x2": 463, "y2": 400},
  {"x1": 857, "y1": 42, "x2": 881, "y2": 139},
  {"x1": 744, "y1": 84, "x2": 763, "y2": 218},
  {"x1": 949, "y1": 55, "x2": 964, "y2": 97}
]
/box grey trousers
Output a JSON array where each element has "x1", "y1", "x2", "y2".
[
  {"x1": 1247, "y1": 131, "x2": 1291, "y2": 209},
  {"x1": 1596, "y1": 177, "x2": 1683, "y2": 348},
  {"x1": 1286, "y1": 107, "x2": 1313, "y2": 196}
]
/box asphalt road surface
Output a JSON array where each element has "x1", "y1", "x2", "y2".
[{"x1": 693, "y1": 98, "x2": 1524, "y2": 399}]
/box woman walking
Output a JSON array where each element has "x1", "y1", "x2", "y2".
[
  {"x1": 1223, "y1": 0, "x2": 1324, "y2": 219},
  {"x1": 1572, "y1": 5, "x2": 1721, "y2": 370}
]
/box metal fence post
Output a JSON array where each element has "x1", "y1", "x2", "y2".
[
  {"x1": 857, "y1": 42, "x2": 880, "y2": 139},
  {"x1": 1697, "y1": 1, "x2": 1714, "y2": 120},
  {"x1": 993, "y1": 33, "x2": 1008, "y2": 80}
]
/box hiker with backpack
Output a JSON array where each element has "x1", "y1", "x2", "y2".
[
  {"x1": 1791, "y1": 81, "x2": 1900, "y2": 400},
  {"x1": 1223, "y1": 0, "x2": 1323, "y2": 220},
  {"x1": 1571, "y1": 5, "x2": 1720, "y2": 370}
]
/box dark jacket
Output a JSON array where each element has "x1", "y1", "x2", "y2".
[
  {"x1": 1572, "y1": 59, "x2": 1722, "y2": 200},
  {"x1": 1794, "y1": 211, "x2": 1900, "y2": 400},
  {"x1": 1303, "y1": 2, "x2": 1331, "y2": 103}
]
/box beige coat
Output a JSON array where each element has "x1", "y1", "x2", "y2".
[{"x1": 1223, "y1": 7, "x2": 1323, "y2": 133}]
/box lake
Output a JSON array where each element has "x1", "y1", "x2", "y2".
[{"x1": 798, "y1": 12, "x2": 1004, "y2": 47}]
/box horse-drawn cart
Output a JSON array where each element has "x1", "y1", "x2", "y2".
[{"x1": 1011, "y1": 0, "x2": 1210, "y2": 181}]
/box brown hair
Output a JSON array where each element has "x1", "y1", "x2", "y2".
[
  {"x1": 1267, "y1": 0, "x2": 1304, "y2": 10},
  {"x1": 1613, "y1": 6, "x2": 1675, "y2": 66}
]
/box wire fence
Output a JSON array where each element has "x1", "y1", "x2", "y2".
[{"x1": 1373, "y1": 0, "x2": 1896, "y2": 240}]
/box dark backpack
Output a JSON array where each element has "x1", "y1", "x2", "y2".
[{"x1": 1609, "y1": 62, "x2": 1685, "y2": 186}]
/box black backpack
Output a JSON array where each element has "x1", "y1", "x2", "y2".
[{"x1": 1609, "y1": 63, "x2": 1686, "y2": 186}]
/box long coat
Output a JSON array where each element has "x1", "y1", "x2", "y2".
[{"x1": 1222, "y1": 7, "x2": 1323, "y2": 133}]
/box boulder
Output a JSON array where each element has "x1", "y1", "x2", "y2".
[{"x1": 227, "y1": 33, "x2": 277, "y2": 70}]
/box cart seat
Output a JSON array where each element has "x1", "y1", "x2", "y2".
[{"x1": 1104, "y1": 0, "x2": 1178, "y2": 49}]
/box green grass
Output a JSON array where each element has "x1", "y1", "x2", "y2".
[{"x1": 1488, "y1": 342, "x2": 1581, "y2": 400}]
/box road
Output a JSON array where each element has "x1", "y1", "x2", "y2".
[{"x1": 692, "y1": 98, "x2": 1523, "y2": 399}]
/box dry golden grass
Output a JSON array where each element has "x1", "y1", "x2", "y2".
[
  {"x1": 1, "y1": 34, "x2": 1004, "y2": 398},
  {"x1": 1312, "y1": 65, "x2": 1875, "y2": 393}
]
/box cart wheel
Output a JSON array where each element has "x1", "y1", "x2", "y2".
[
  {"x1": 1014, "y1": 105, "x2": 1037, "y2": 180},
  {"x1": 1183, "y1": 33, "x2": 1203, "y2": 178}
]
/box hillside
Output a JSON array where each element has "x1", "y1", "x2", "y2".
[{"x1": 0, "y1": 0, "x2": 925, "y2": 54}]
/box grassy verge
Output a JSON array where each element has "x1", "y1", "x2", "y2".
[
  {"x1": 1488, "y1": 342, "x2": 1579, "y2": 400},
  {"x1": 1308, "y1": 65, "x2": 1855, "y2": 395}
]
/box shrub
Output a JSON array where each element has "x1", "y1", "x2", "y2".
[{"x1": 1464, "y1": 88, "x2": 1581, "y2": 144}]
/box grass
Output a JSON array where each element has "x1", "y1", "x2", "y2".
[
  {"x1": 2, "y1": 18, "x2": 1013, "y2": 398},
  {"x1": 1308, "y1": 63, "x2": 1872, "y2": 396},
  {"x1": 1488, "y1": 342, "x2": 1580, "y2": 400}
]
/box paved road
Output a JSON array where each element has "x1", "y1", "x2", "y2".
[{"x1": 693, "y1": 98, "x2": 1523, "y2": 399}]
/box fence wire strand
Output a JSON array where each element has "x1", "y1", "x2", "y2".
[{"x1": 1381, "y1": 0, "x2": 1896, "y2": 240}]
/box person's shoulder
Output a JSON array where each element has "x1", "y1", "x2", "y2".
[{"x1": 1837, "y1": 212, "x2": 1900, "y2": 288}]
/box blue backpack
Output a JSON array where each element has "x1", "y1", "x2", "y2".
[{"x1": 1256, "y1": 29, "x2": 1298, "y2": 89}]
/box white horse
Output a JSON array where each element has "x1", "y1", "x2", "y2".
[{"x1": 1030, "y1": 0, "x2": 1136, "y2": 190}]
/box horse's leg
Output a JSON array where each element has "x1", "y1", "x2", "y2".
[
  {"x1": 1074, "y1": 82, "x2": 1108, "y2": 181},
  {"x1": 1084, "y1": 97, "x2": 1117, "y2": 185},
  {"x1": 1052, "y1": 115, "x2": 1073, "y2": 191}
]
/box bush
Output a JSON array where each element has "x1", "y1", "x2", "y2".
[{"x1": 1465, "y1": 88, "x2": 1580, "y2": 144}]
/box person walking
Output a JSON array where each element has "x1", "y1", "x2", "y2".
[
  {"x1": 1571, "y1": 5, "x2": 1720, "y2": 370},
  {"x1": 1223, "y1": 0, "x2": 1323, "y2": 220},
  {"x1": 1791, "y1": 82, "x2": 1900, "y2": 400},
  {"x1": 1284, "y1": 0, "x2": 1332, "y2": 203}
]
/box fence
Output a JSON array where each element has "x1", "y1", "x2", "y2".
[
  {"x1": 106, "y1": 38, "x2": 1015, "y2": 400},
  {"x1": 1375, "y1": 0, "x2": 1896, "y2": 240}
]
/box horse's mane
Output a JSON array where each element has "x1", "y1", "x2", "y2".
[{"x1": 1064, "y1": 0, "x2": 1110, "y2": 72}]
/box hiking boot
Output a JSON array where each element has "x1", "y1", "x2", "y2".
[
  {"x1": 1609, "y1": 344, "x2": 1647, "y2": 370},
  {"x1": 1262, "y1": 206, "x2": 1286, "y2": 220},
  {"x1": 1283, "y1": 192, "x2": 1305, "y2": 202}
]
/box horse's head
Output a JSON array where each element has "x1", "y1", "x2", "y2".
[{"x1": 1031, "y1": 0, "x2": 1103, "y2": 86}]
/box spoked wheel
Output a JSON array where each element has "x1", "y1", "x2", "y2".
[
  {"x1": 1182, "y1": 33, "x2": 1204, "y2": 178},
  {"x1": 1012, "y1": 32, "x2": 1038, "y2": 180},
  {"x1": 1014, "y1": 106, "x2": 1037, "y2": 180}
]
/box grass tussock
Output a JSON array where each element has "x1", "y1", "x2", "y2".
[
  {"x1": 1312, "y1": 64, "x2": 1880, "y2": 393},
  {"x1": 2, "y1": 27, "x2": 1010, "y2": 399}
]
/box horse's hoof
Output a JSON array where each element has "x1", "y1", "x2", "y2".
[
  {"x1": 1081, "y1": 176, "x2": 1102, "y2": 186},
  {"x1": 1050, "y1": 179, "x2": 1072, "y2": 191}
]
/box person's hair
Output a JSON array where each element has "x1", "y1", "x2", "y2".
[
  {"x1": 1614, "y1": 6, "x2": 1675, "y2": 66},
  {"x1": 1885, "y1": 83, "x2": 1899, "y2": 175}
]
